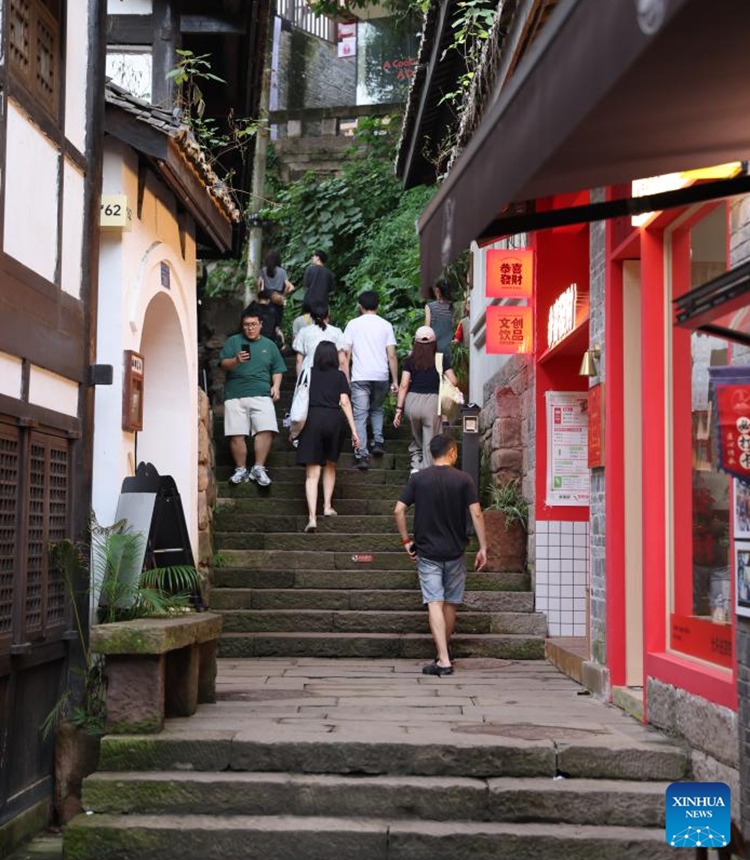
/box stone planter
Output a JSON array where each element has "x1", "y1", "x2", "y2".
[
  {"x1": 54, "y1": 722, "x2": 101, "y2": 824},
  {"x1": 484, "y1": 511, "x2": 526, "y2": 572}
]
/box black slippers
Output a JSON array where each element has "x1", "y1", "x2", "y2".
[{"x1": 422, "y1": 663, "x2": 454, "y2": 677}]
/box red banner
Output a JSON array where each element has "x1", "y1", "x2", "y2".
[
  {"x1": 486, "y1": 249, "x2": 534, "y2": 299},
  {"x1": 485, "y1": 307, "x2": 533, "y2": 354},
  {"x1": 716, "y1": 384, "x2": 750, "y2": 479}
]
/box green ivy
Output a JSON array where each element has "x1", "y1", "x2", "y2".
[{"x1": 261, "y1": 117, "x2": 440, "y2": 345}]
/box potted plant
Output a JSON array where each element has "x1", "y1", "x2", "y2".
[
  {"x1": 481, "y1": 472, "x2": 528, "y2": 572},
  {"x1": 43, "y1": 518, "x2": 204, "y2": 823}
]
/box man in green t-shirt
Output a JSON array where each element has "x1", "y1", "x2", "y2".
[{"x1": 219, "y1": 303, "x2": 287, "y2": 486}]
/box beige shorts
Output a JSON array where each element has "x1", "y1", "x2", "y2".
[{"x1": 224, "y1": 396, "x2": 278, "y2": 436}]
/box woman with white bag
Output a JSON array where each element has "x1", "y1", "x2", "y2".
[
  {"x1": 393, "y1": 326, "x2": 460, "y2": 474},
  {"x1": 296, "y1": 341, "x2": 359, "y2": 533}
]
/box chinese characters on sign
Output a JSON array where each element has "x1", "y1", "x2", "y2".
[
  {"x1": 715, "y1": 384, "x2": 750, "y2": 480},
  {"x1": 547, "y1": 283, "x2": 577, "y2": 349},
  {"x1": 545, "y1": 391, "x2": 589, "y2": 506},
  {"x1": 486, "y1": 249, "x2": 534, "y2": 299},
  {"x1": 485, "y1": 306, "x2": 533, "y2": 355},
  {"x1": 588, "y1": 383, "x2": 604, "y2": 468}
]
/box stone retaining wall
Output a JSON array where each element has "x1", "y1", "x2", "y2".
[{"x1": 479, "y1": 355, "x2": 535, "y2": 568}]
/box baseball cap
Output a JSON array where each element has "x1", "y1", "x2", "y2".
[{"x1": 414, "y1": 326, "x2": 436, "y2": 343}]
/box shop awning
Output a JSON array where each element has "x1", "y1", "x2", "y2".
[{"x1": 418, "y1": 0, "x2": 750, "y2": 287}]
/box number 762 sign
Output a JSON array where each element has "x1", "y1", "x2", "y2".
[{"x1": 100, "y1": 194, "x2": 132, "y2": 230}]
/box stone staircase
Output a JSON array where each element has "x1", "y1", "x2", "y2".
[
  {"x1": 65, "y1": 658, "x2": 687, "y2": 859},
  {"x1": 209, "y1": 356, "x2": 547, "y2": 661},
  {"x1": 62, "y1": 359, "x2": 688, "y2": 859}
]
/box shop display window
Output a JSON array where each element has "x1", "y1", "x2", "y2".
[{"x1": 670, "y1": 205, "x2": 733, "y2": 666}]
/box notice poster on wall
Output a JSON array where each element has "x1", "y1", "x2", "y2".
[{"x1": 545, "y1": 391, "x2": 589, "y2": 506}]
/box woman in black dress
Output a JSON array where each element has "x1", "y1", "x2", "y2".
[{"x1": 297, "y1": 341, "x2": 359, "y2": 532}]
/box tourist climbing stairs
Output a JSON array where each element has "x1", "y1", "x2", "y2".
[
  {"x1": 64, "y1": 354, "x2": 688, "y2": 860},
  {"x1": 209, "y1": 353, "x2": 547, "y2": 660}
]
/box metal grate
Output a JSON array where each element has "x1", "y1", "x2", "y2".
[
  {"x1": 0, "y1": 430, "x2": 19, "y2": 636},
  {"x1": 276, "y1": 0, "x2": 334, "y2": 43}
]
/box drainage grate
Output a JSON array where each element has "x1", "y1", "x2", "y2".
[{"x1": 452, "y1": 723, "x2": 609, "y2": 741}]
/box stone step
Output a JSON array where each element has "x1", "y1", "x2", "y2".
[
  {"x1": 210, "y1": 588, "x2": 535, "y2": 612},
  {"x1": 211, "y1": 569, "x2": 529, "y2": 592},
  {"x1": 221, "y1": 481, "x2": 407, "y2": 500},
  {"x1": 214, "y1": 532, "x2": 479, "y2": 553},
  {"x1": 216, "y1": 465, "x2": 411, "y2": 484},
  {"x1": 220, "y1": 609, "x2": 547, "y2": 636},
  {"x1": 217, "y1": 632, "x2": 546, "y2": 660},
  {"x1": 63, "y1": 813, "x2": 677, "y2": 860},
  {"x1": 82, "y1": 772, "x2": 667, "y2": 827},
  {"x1": 214, "y1": 513, "x2": 413, "y2": 534},
  {"x1": 216, "y1": 436, "x2": 417, "y2": 457},
  {"x1": 214, "y1": 550, "x2": 485, "y2": 571},
  {"x1": 96, "y1": 725, "x2": 687, "y2": 781},
  {"x1": 217, "y1": 452, "x2": 409, "y2": 470},
  {"x1": 215, "y1": 498, "x2": 411, "y2": 516}
]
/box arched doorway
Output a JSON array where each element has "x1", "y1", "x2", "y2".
[{"x1": 138, "y1": 291, "x2": 196, "y2": 550}]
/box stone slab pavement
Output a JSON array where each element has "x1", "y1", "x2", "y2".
[{"x1": 174, "y1": 656, "x2": 660, "y2": 747}]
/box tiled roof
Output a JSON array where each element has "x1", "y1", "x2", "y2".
[{"x1": 105, "y1": 81, "x2": 241, "y2": 224}]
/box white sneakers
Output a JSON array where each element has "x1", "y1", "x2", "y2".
[
  {"x1": 248, "y1": 464, "x2": 272, "y2": 487},
  {"x1": 229, "y1": 465, "x2": 272, "y2": 486},
  {"x1": 229, "y1": 467, "x2": 249, "y2": 484}
]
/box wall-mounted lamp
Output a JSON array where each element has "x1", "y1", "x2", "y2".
[{"x1": 579, "y1": 343, "x2": 601, "y2": 377}]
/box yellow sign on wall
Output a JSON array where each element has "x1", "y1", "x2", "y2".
[{"x1": 100, "y1": 194, "x2": 132, "y2": 230}]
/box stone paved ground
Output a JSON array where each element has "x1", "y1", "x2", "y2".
[
  {"x1": 181, "y1": 656, "x2": 661, "y2": 747},
  {"x1": 12, "y1": 657, "x2": 706, "y2": 860}
]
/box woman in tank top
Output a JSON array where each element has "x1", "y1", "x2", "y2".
[{"x1": 425, "y1": 279, "x2": 454, "y2": 362}]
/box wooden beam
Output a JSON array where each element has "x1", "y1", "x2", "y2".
[
  {"x1": 107, "y1": 14, "x2": 155, "y2": 46},
  {"x1": 180, "y1": 15, "x2": 244, "y2": 34},
  {"x1": 151, "y1": 0, "x2": 180, "y2": 109}
]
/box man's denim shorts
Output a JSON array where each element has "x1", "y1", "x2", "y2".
[{"x1": 417, "y1": 555, "x2": 467, "y2": 604}]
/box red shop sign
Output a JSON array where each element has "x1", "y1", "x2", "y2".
[
  {"x1": 486, "y1": 249, "x2": 534, "y2": 300},
  {"x1": 485, "y1": 306, "x2": 533, "y2": 355}
]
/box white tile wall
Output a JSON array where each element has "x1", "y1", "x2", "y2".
[{"x1": 535, "y1": 520, "x2": 589, "y2": 636}]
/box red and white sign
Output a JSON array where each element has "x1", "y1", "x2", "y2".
[
  {"x1": 716, "y1": 384, "x2": 750, "y2": 479},
  {"x1": 485, "y1": 306, "x2": 533, "y2": 354},
  {"x1": 337, "y1": 20, "x2": 357, "y2": 58},
  {"x1": 486, "y1": 249, "x2": 534, "y2": 299}
]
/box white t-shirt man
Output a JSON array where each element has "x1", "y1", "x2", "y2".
[{"x1": 343, "y1": 313, "x2": 397, "y2": 382}]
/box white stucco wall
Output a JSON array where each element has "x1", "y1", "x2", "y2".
[
  {"x1": 61, "y1": 159, "x2": 85, "y2": 298},
  {"x1": 107, "y1": 0, "x2": 153, "y2": 13},
  {"x1": 4, "y1": 102, "x2": 60, "y2": 282},
  {"x1": 28, "y1": 366, "x2": 79, "y2": 417},
  {"x1": 64, "y1": 1, "x2": 90, "y2": 153},
  {"x1": 93, "y1": 140, "x2": 200, "y2": 557},
  {"x1": 0, "y1": 353, "x2": 23, "y2": 400}
]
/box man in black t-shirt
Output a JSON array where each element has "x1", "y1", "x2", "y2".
[
  {"x1": 302, "y1": 249, "x2": 335, "y2": 310},
  {"x1": 394, "y1": 434, "x2": 487, "y2": 676}
]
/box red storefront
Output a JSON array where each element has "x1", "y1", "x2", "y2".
[{"x1": 604, "y1": 190, "x2": 738, "y2": 710}]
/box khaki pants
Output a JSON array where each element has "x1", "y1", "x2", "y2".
[{"x1": 405, "y1": 392, "x2": 441, "y2": 470}]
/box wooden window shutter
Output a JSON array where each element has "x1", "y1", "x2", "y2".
[
  {"x1": 9, "y1": 0, "x2": 60, "y2": 120},
  {"x1": 0, "y1": 425, "x2": 20, "y2": 644},
  {"x1": 25, "y1": 431, "x2": 69, "y2": 637}
]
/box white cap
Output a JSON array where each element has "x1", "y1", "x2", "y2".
[{"x1": 414, "y1": 326, "x2": 436, "y2": 343}]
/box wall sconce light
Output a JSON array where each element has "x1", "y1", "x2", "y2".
[{"x1": 579, "y1": 344, "x2": 601, "y2": 377}]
